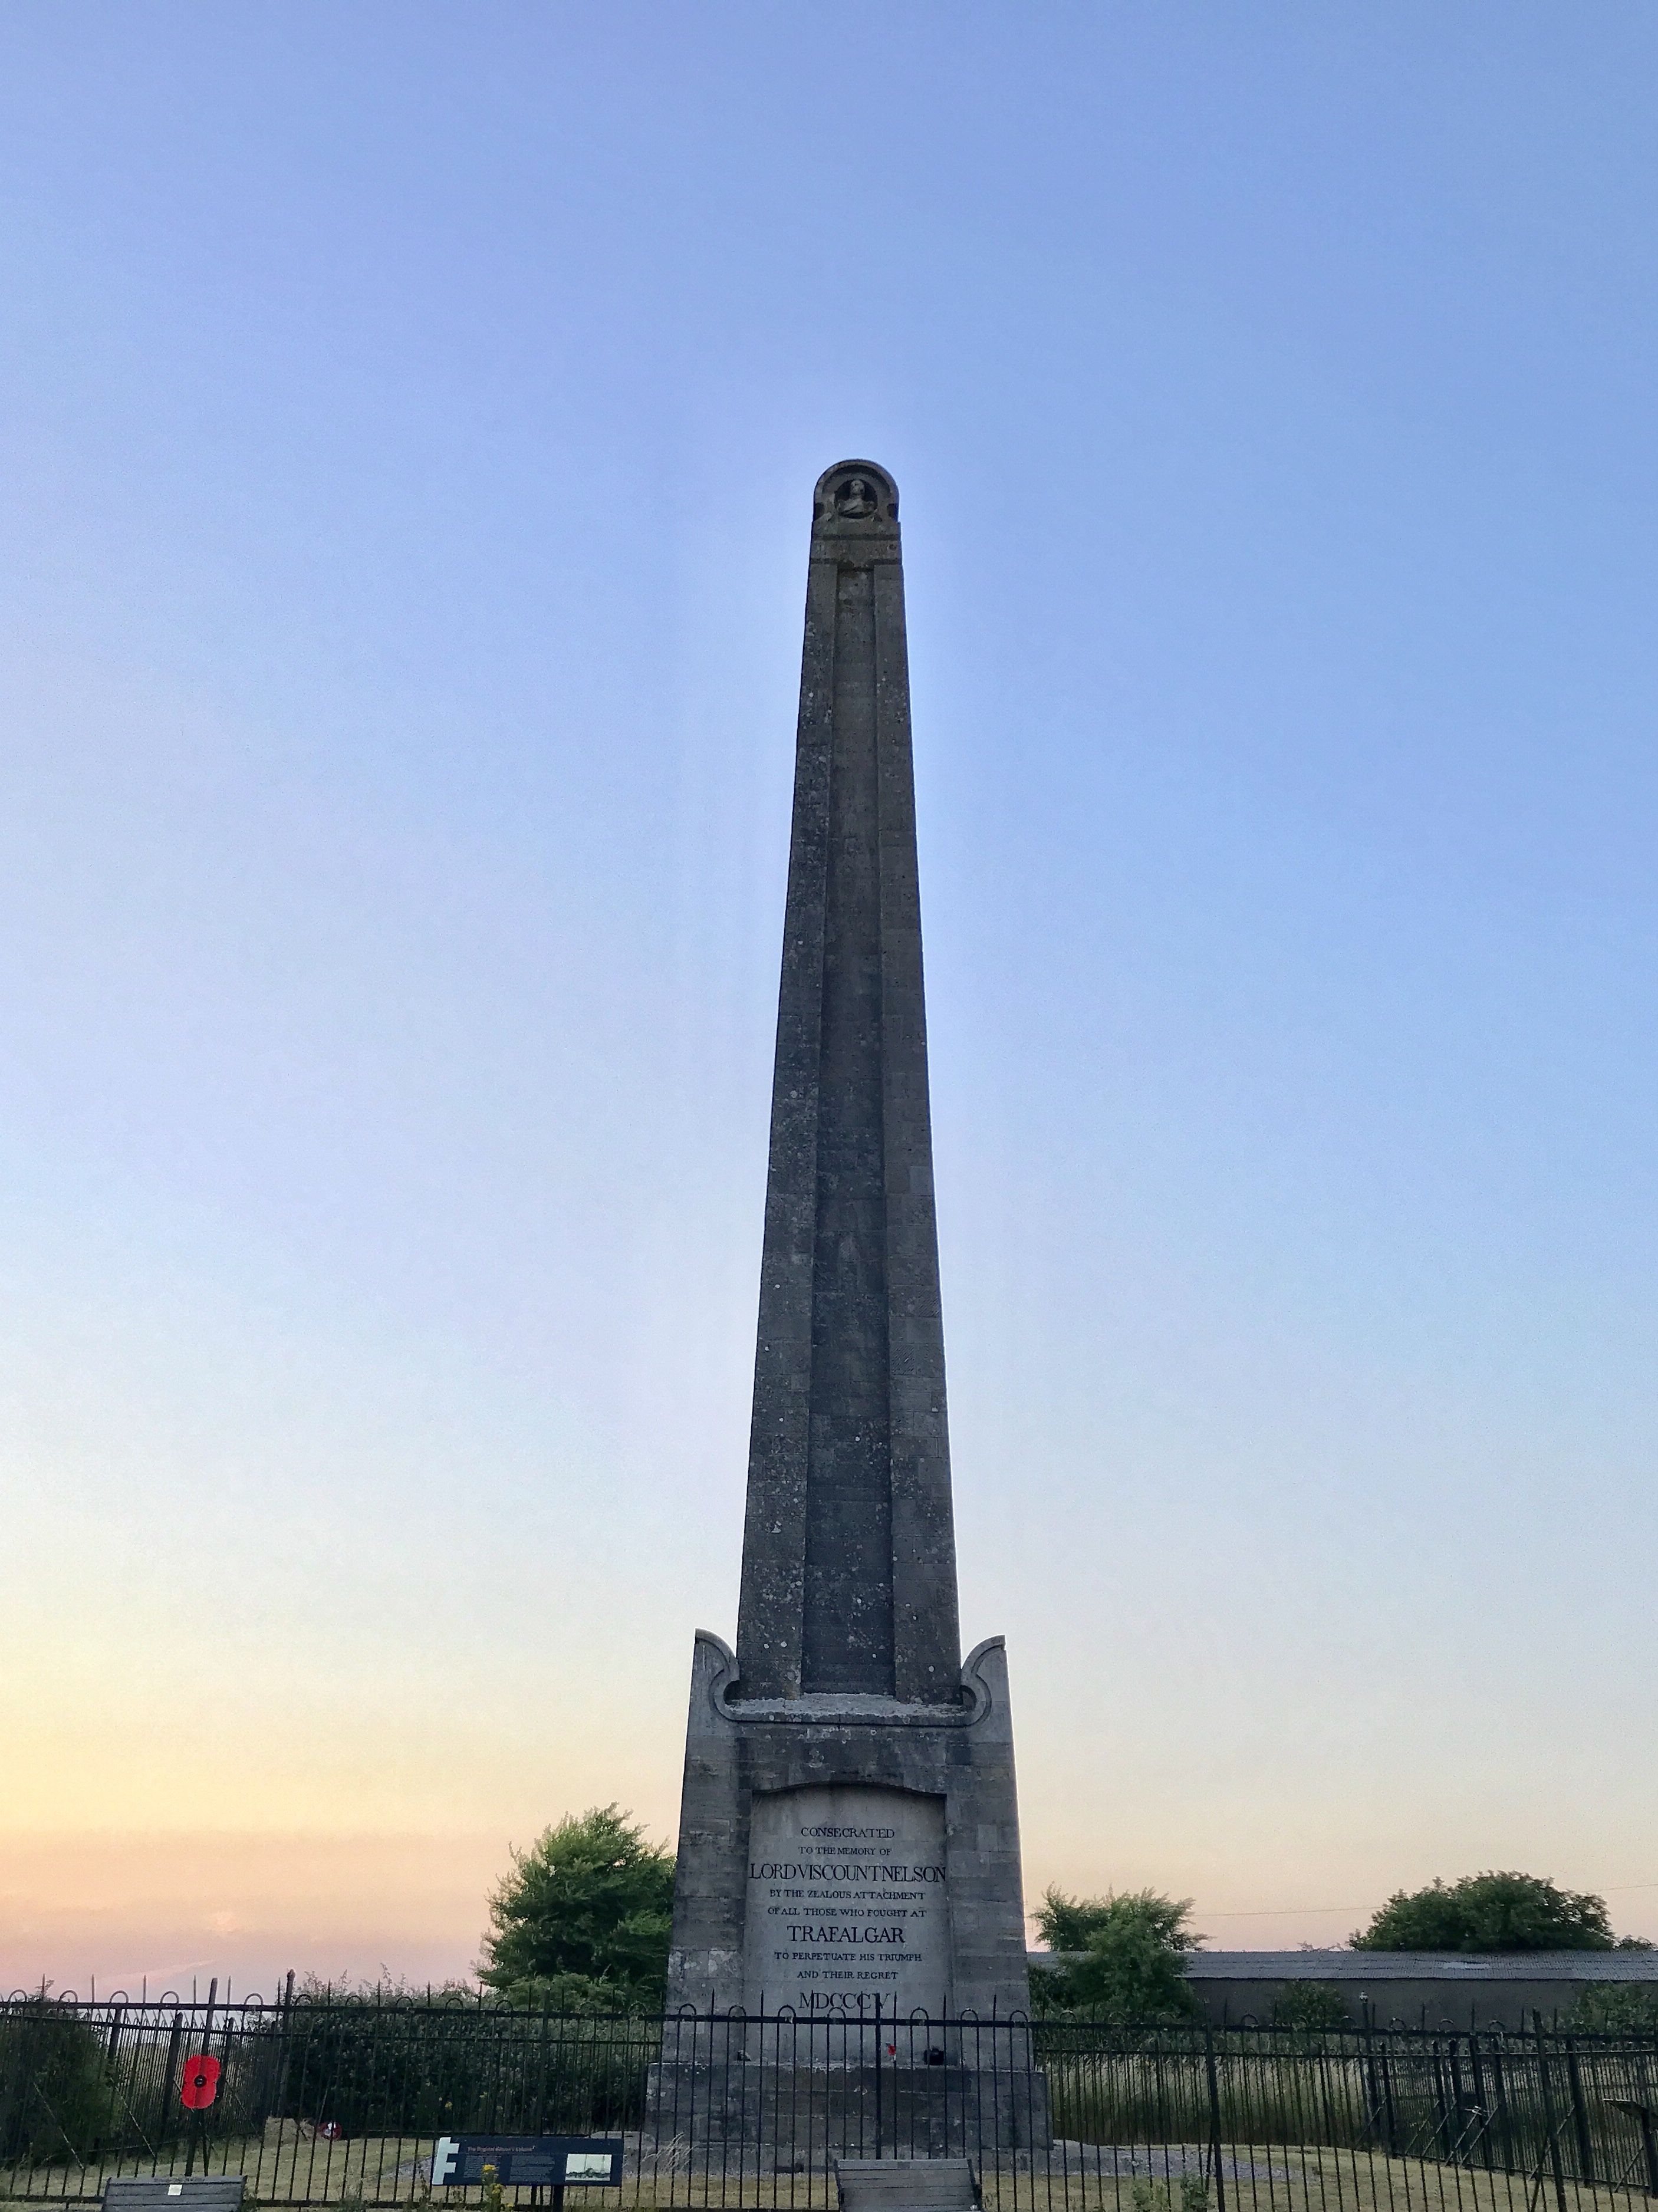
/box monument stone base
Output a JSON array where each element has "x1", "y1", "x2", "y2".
[
  {"x1": 657, "y1": 1631, "x2": 1041, "y2": 2152},
  {"x1": 666, "y1": 1631, "x2": 1031, "y2": 2022},
  {"x1": 644, "y1": 2059, "x2": 1050, "y2": 2161}
]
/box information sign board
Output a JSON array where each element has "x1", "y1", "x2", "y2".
[{"x1": 430, "y1": 2137, "x2": 623, "y2": 2188}]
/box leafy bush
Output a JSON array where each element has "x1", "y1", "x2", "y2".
[
  {"x1": 477, "y1": 1806, "x2": 674, "y2": 2013},
  {"x1": 264, "y1": 1990, "x2": 657, "y2": 2139},
  {"x1": 1351, "y1": 1872, "x2": 1620, "y2": 1953},
  {"x1": 1568, "y1": 1985, "x2": 1658, "y2": 2034},
  {"x1": 0, "y1": 1999, "x2": 116, "y2": 2165},
  {"x1": 1032, "y1": 1888, "x2": 1202, "y2": 2024},
  {"x1": 1269, "y1": 1983, "x2": 1352, "y2": 2031},
  {"x1": 266, "y1": 1994, "x2": 479, "y2": 2138}
]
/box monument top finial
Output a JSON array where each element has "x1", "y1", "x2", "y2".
[{"x1": 813, "y1": 458, "x2": 899, "y2": 528}]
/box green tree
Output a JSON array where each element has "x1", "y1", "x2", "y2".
[
  {"x1": 1351, "y1": 1872, "x2": 1617, "y2": 1953},
  {"x1": 1032, "y1": 1887, "x2": 1202, "y2": 2023},
  {"x1": 477, "y1": 1806, "x2": 675, "y2": 2011}
]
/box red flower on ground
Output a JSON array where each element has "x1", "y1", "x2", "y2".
[{"x1": 180, "y1": 2055, "x2": 221, "y2": 2110}]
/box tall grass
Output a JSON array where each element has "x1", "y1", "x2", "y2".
[{"x1": 1038, "y1": 2024, "x2": 1658, "y2": 2184}]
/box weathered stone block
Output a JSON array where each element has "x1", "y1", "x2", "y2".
[{"x1": 666, "y1": 1632, "x2": 1029, "y2": 2025}]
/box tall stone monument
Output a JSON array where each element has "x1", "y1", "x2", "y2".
[{"x1": 665, "y1": 461, "x2": 1031, "y2": 2033}]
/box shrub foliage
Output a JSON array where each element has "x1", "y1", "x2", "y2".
[
  {"x1": 1269, "y1": 1983, "x2": 1353, "y2": 2031},
  {"x1": 0, "y1": 1999, "x2": 116, "y2": 2165},
  {"x1": 476, "y1": 1806, "x2": 675, "y2": 2013},
  {"x1": 1031, "y1": 1887, "x2": 1202, "y2": 2023}
]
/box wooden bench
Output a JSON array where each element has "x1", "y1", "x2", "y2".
[
  {"x1": 834, "y1": 2158, "x2": 980, "y2": 2212},
  {"x1": 104, "y1": 2180, "x2": 246, "y2": 2212}
]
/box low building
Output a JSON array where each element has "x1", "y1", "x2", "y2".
[{"x1": 1027, "y1": 1948, "x2": 1658, "y2": 2031}]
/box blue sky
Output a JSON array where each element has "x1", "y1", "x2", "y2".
[{"x1": 2, "y1": 4, "x2": 1656, "y2": 1990}]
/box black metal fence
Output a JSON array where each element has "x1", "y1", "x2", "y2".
[{"x1": 4, "y1": 1990, "x2": 1657, "y2": 2212}]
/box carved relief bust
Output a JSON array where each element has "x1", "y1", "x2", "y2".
[
  {"x1": 834, "y1": 475, "x2": 879, "y2": 519},
  {"x1": 812, "y1": 459, "x2": 898, "y2": 529}
]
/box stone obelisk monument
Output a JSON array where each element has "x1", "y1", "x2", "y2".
[{"x1": 664, "y1": 461, "x2": 1031, "y2": 2032}]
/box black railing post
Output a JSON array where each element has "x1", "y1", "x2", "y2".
[
  {"x1": 1534, "y1": 2013, "x2": 1570, "y2": 2212},
  {"x1": 1637, "y1": 2105, "x2": 1658, "y2": 2200},
  {"x1": 1468, "y1": 2032, "x2": 1493, "y2": 2171},
  {"x1": 1431, "y1": 2037, "x2": 1451, "y2": 2160},
  {"x1": 1490, "y1": 2036, "x2": 1515, "y2": 2172},
  {"x1": 1380, "y1": 2041, "x2": 1400, "y2": 2157},
  {"x1": 158, "y1": 2009, "x2": 184, "y2": 2153},
  {"x1": 1564, "y1": 2036, "x2": 1594, "y2": 2186},
  {"x1": 873, "y1": 1996, "x2": 883, "y2": 2158},
  {"x1": 271, "y1": 1970, "x2": 295, "y2": 2166},
  {"x1": 1447, "y1": 2034, "x2": 1469, "y2": 2165},
  {"x1": 213, "y1": 1988, "x2": 236, "y2": 2176},
  {"x1": 1204, "y1": 2021, "x2": 1227, "y2": 2212},
  {"x1": 1360, "y1": 2013, "x2": 1382, "y2": 2150}
]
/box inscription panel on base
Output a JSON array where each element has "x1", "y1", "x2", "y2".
[{"x1": 743, "y1": 1784, "x2": 949, "y2": 2019}]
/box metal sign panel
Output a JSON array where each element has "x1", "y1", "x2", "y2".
[{"x1": 430, "y1": 2137, "x2": 623, "y2": 2188}]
